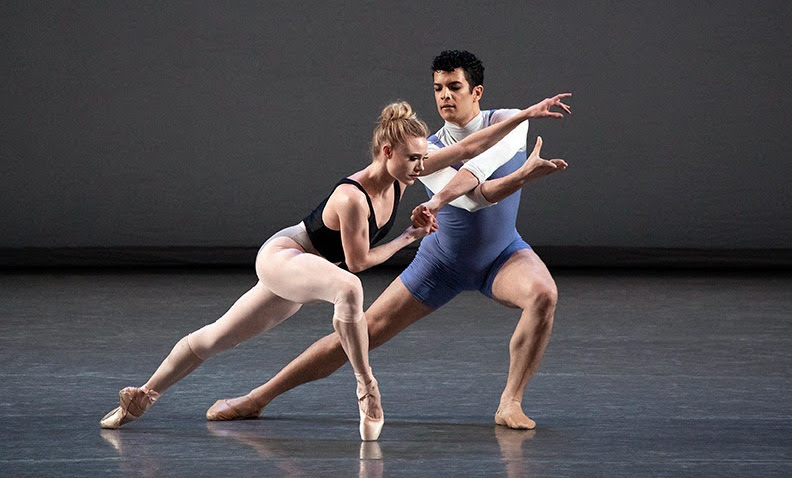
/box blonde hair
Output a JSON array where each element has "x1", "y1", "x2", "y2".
[{"x1": 371, "y1": 101, "x2": 429, "y2": 158}]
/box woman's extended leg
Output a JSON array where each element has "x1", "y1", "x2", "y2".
[{"x1": 99, "y1": 281, "x2": 301, "y2": 429}]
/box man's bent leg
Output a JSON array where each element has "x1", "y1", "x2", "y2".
[
  {"x1": 490, "y1": 248, "x2": 557, "y2": 429},
  {"x1": 207, "y1": 277, "x2": 434, "y2": 420}
]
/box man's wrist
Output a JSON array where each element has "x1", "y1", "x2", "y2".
[{"x1": 431, "y1": 194, "x2": 449, "y2": 209}]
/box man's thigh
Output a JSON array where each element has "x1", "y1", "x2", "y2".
[{"x1": 366, "y1": 277, "x2": 434, "y2": 348}]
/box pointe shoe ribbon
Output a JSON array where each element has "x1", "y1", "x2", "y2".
[
  {"x1": 100, "y1": 387, "x2": 159, "y2": 429},
  {"x1": 206, "y1": 396, "x2": 262, "y2": 421},
  {"x1": 357, "y1": 377, "x2": 384, "y2": 441}
]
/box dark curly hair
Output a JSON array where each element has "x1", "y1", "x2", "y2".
[{"x1": 431, "y1": 50, "x2": 485, "y2": 92}]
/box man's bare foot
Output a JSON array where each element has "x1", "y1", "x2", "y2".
[
  {"x1": 206, "y1": 395, "x2": 263, "y2": 421},
  {"x1": 494, "y1": 400, "x2": 536, "y2": 430}
]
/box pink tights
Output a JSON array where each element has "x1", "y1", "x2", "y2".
[{"x1": 142, "y1": 231, "x2": 375, "y2": 396}]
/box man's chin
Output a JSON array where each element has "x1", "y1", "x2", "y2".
[{"x1": 438, "y1": 110, "x2": 456, "y2": 122}]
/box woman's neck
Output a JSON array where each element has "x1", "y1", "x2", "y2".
[{"x1": 350, "y1": 160, "x2": 393, "y2": 197}]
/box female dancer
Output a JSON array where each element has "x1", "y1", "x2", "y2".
[{"x1": 99, "y1": 101, "x2": 534, "y2": 441}]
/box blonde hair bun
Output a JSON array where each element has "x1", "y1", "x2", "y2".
[
  {"x1": 371, "y1": 101, "x2": 429, "y2": 157},
  {"x1": 378, "y1": 101, "x2": 415, "y2": 123}
]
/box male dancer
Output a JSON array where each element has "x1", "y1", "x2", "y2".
[{"x1": 208, "y1": 50, "x2": 570, "y2": 429}]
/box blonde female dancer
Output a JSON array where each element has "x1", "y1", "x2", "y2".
[{"x1": 99, "y1": 101, "x2": 533, "y2": 440}]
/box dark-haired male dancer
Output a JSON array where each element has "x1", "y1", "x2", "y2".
[{"x1": 208, "y1": 50, "x2": 571, "y2": 429}]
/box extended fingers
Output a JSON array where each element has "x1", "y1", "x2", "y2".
[
  {"x1": 530, "y1": 136, "x2": 543, "y2": 156},
  {"x1": 551, "y1": 93, "x2": 572, "y2": 115}
]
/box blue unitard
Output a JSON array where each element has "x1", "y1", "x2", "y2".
[{"x1": 400, "y1": 110, "x2": 531, "y2": 309}]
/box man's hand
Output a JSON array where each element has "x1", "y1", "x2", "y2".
[
  {"x1": 519, "y1": 136, "x2": 568, "y2": 179},
  {"x1": 525, "y1": 93, "x2": 572, "y2": 119}
]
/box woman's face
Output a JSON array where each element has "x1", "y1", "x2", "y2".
[{"x1": 385, "y1": 135, "x2": 427, "y2": 185}]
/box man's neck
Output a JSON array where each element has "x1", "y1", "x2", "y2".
[
  {"x1": 444, "y1": 109, "x2": 484, "y2": 141},
  {"x1": 448, "y1": 107, "x2": 482, "y2": 129}
]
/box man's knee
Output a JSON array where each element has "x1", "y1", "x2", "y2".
[
  {"x1": 513, "y1": 279, "x2": 557, "y2": 322},
  {"x1": 510, "y1": 282, "x2": 556, "y2": 350},
  {"x1": 534, "y1": 281, "x2": 558, "y2": 315}
]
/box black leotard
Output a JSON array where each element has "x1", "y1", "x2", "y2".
[{"x1": 303, "y1": 178, "x2": 401, "y2": 263}]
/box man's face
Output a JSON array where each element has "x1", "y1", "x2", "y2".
[{"x1": 433, "y1": 68, "x2": 483, "y2": 126}]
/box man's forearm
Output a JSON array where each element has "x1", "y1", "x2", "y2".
[{"x1": 432, "y1": 169, "x2": 480, "y2": 209}]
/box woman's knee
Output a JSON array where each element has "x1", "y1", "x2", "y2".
[
  {"x1": 188, "y1": 324, "x2": 240, "y2": 358},
  {"x1": 333, "y1": 274, "x2": 364, "y2": 321}
]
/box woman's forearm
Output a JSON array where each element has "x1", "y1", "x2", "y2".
[{"x1": 345, "y1": 232, "x2": 415, "y2": 273}]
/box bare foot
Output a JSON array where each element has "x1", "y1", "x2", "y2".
[
  {"x1": 494, "y1": 401, "x2": 536, "y2": 430},
  {"x1": 206, "y1": 395, "x2": 263, "y2": 421}
]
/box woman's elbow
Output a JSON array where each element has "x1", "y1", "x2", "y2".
[{"x1": 346, "y1": 261, "x2": 368, "y2": 273}]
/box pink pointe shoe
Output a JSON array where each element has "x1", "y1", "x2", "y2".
[
  {"x1": 100, "y1": 387, "x2": 159, "y2": 429},
  {"x1": 205, "y1": 396, "x2": 262, "y2": 421},
  {"x1": 357, "y1": 376, "x2": 384, "y2": 441}
]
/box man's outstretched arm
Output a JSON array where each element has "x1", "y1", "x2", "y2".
[
  {"x1": 413, "y1": 94, "x2": 572, "y2": 224},
  {"x1": 412, "y1": 136, "x2": 567, "y2": 225}
]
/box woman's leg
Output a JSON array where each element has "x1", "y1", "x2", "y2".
[
  {"x1": 100, "y1": 281, "x2": 301, "y2": 429},
  {"x1": 144, "y1": 281, "x2": 302, "y2": 393},
  {"x1": 256, "y1": 238, "x2": 383, "y2": 440}
]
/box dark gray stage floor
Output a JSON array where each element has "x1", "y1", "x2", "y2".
[{"x1": 1, "y1": 268, "x2": 790, "y2": 477}]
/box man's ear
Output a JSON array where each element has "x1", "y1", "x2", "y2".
[{"x1": 473, "y1": 84, "x2": 484, "y2": 102}]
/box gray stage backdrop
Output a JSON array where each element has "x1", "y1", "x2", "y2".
[{"x1": 2, "y1": 1, "x2": 790, "y2": 251}]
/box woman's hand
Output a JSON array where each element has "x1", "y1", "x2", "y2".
[
  {"x1": 410, "y1": 197, "x2": 442, "y2": 228},
  {"x1": 406, "y1": 209, "x2": 438, "y2": 240}
]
